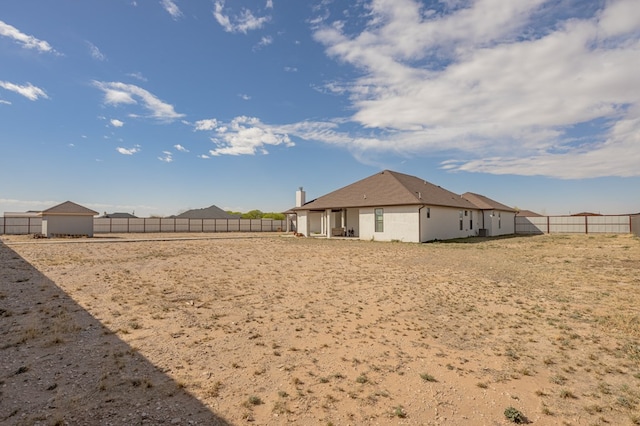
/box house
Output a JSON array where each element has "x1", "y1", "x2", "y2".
[
  {"x1": 291, "y1": 170, "x2": 515, "y2": 242},
  {"x1": 100, "y1": 212, "x2": 138, "y2": 219},
  {"x1": 169, "y1": 204, "x2": 239, "y2": 220},
  {"x1": 39, "y1": 201, "x2": 98, "y2": 237},
  {"x1": 516, "y1": 209, "x2": 544, "y2": 217},
  {"x1": 460, "y1": 192, "x2": 517, "y2": 237}
]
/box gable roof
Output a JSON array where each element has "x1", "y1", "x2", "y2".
[
  {"x1": 516, "y1": 209, "x2": 543, "y2": 217},
  {"x1": 40, "y1": 201, "x2": 98, "y2": 216},
  {"x1": 172, "y1": 205, "x2": 239, "y2": 219},
  {"x1": 101, "y1": 212, "x2": 138, "y2": 219},
  {"x1": 461, "y1": 192, "x2": 516, "y2": 212},
  {"x1": 294, "y1": 170, "x2": 477, "y2": 211}
]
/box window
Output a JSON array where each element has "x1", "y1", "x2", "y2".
[
  {"x1": 498, "y1": 212, "x2": 501, "y2": 229},
  {"x1": 426, "y1": 207, "x2": 431, "y2": 219},
  {"x1": 459, "y1": 210, "x2": 463, "y2": 231},
  {"x1": 375, "y1": 208, "x2": 384, "y2": 232},
  {"x1": 470, "y1": 211, "x2": 473, "y2": 230}
]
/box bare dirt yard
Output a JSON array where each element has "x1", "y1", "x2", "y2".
[{"x1": 1, "y1": 232, "x2": 639, "y2": 425}]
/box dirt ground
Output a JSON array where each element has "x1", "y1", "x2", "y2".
[{"x1": 1, "y1": 232, "x2": 639, "y2": 425}]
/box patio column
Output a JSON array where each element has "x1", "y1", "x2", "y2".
[{"x1": 326, "y1": 209, "x2": 333, "y2": 238}]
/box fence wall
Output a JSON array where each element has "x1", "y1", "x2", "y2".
[
  {"x1": 0, "y1": 217, "x2": 42, "y2": 235},
  {"x1": 1, "y1": 217, "x2": 287, "y2": 235},
  {"x1": 631, "y1": 215, "x2": 640, "y2": 237},
  {"x1": 515, "y1": 215, "x2": 632, "y2": 235}
]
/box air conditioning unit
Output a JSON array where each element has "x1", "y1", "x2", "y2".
[{"x1": 478, "y1": 228, "x2": 488, "y2": 237}]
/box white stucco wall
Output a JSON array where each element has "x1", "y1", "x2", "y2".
[
  {"x1": 42, "y1": 215, "x2": 94, "y2": 237},
  {"x1": 359, "y1": 206, "x2": 421, "y2": 242},
  {"x1": 420, "y1": 206, "x2": 481, "y2": 241},
  {"x1": 479, "y1": 210, "x2": 515, "y2": 236},
  {"x1": 345, "y1": 208, "x2": 359, "y2": 236}
]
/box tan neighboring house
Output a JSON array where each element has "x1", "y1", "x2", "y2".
[
  {"x1": 39, "y1": 201, "x2": 98, "y2": 237},
  {"x1": 292, "y1": 170, "x2": 516, "y2": 242}
]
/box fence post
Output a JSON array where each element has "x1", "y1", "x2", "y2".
[
  {"x1": 585, "y1": 215, "x2": 588, "y2": 234},
  {"x1": 547, "y1": 216, "x2": 550, "y2": 234}
]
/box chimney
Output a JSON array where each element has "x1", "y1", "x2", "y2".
[{"x1": 296, "y1": 187, "x2": 306, "y2": 207}]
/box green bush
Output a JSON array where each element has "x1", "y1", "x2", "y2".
[{"x1": 504, "y1": 406, "x2": 526, "y2": 424}]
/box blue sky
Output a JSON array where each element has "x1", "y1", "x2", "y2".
[{"x1": 1, "y1": 0, "x2": 639, "y2": 217}]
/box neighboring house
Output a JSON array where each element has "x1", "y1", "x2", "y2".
[
  {"x1": 170, "y1": 204, "x2": 239, "y2": 220},
  {"x1": 292, "y1": 170, "x2": 515, "y2": 242},
  {"x1": 516, "y1": 209, "x2": 544, "y2": 217},
  {"x1": 39, "y1": 201, "x2": 98, "y2": 237},
  {"x1": 100, "y1": 212, "x2": 138, "y2": 219}
]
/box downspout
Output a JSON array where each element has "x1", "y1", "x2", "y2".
[{"x1": 418, "y1": 205, "x2": 425, "y2": 243}]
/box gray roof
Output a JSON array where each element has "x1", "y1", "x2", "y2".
[
  {"x1": 461, "y1": 192, "x2": 516, "y2": 212},
  {"x1": 516, "y1": 209, "x2": 543, "y2": 217},
  {"x1": 173, "y1": 205, "x2": 239, "y2": 219},
  {"x1": 294, "y1": 170, "x2": 478, "y2": 211},
  {"x1": 40, "y1": 201, "x2": 98, "y2": 216},
  {"x1": 101, "y1": 212, "x2": 138, "y2": 219}
]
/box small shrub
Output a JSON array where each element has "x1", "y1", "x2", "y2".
[
  {"x1": 248, "y1": 395, "x2": 263, "y2": 406},
  {"x1": 559, "y1": 389, "x2": 576, "y2": 399},
  {"x1": 356, "y1": 374, "x2": 368, "y2": 384},
  {"x1": 504, "y1": 406, "x2": 526, "y2": 424},
  {"x1": 420, "y1": 373, "x2": 437, "y2": 382},
  {"x1": 393, "y1": 405, "x2": 407, "y2": 418}
]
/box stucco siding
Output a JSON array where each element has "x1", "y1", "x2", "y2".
[
  {"x1": 421, "y1": 206, "x2": 479, "y2": 241},
  {"x1": 42, "y1": 215, "x2": 94, "y2": 237},
  {"x1": 359, "y1": 206, "x2": 420, "y2": 242},
  {"x1": 481, "y1": 211, "x2": 515, "y2": 236}
]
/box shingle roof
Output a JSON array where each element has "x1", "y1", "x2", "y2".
[
  {"x1": 40, "y1": 201, "x2": 98, "y2": 216},
  {"x1": 516, "y1": 209, "x2": 543, "y2": 217},
  {"x1": 101, "y1": 212, "x2": 138, "y2": 218},
  {"x1": 172, "y1": 205, "x2": 239, "y2": 219},
  {"x1": 461, "y1": 192, "x2": 516, "y2": 212},
  {"x1": 294, "y1": 170, "x2": 478, "y2": 210}
]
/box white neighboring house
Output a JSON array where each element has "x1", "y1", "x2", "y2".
[
  {"x1": 292, "y1": 170, "x2": 515, "y2": 242},
  {"x1": 40, "y1": 201, "x2": 98, "y2": 237}
]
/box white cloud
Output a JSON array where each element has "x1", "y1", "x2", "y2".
[
  {"x1": 161, "y1": 0, "x2": 183, "y2": 19},
  {"x1": 266, "y1": 0, "x2": 273, "y2": 9},
  {"x1": 200, "y1": 116, "x2": 295, "y2": 156},
  {"x1": 116, "y1": 145, "x2": 141, "y2": 155},
  {"x1": 284, "y1": 66, "x2": 298, "y2": 72},
  {"x1": 309, "y1": 0, "x2": 640, "y2": 178},
  {"x1": 0, "y1": 20, "x2": 55, "y2": 53},
  {"x1": 174, "y1": 144, "x2": 189, "y2": 152},
  {"x1": 255, "y1": 35, "x2": 273, "y2": 49},
  {"x1": 193, "y1": 118, "x2": 218, "y2": 131},
  {"x1": 158, "y1": 151, "x2": 173, "y2": 162},
  {"x1": 87, "y1": 41, "x2": 106, "y2": 61},
  {"x1": 0, "y1": 99, "x2": 11, "y2": 105},
  {"x1": 110, "y1": 119, "x2": 124, "y2": 127},
  {"x1": 127, "y1": 72, "x2": 147, "y2": 82},
  {"x1": 0, "y1": 81, "x2": 48, "y2": 101},
  {"x1": 213, "y1": 1, "x2": 271, "y2": 34},
  {"x1": 238, "y1": 93, "x2": 251, "y2": 100},
  {"x1": 93, "y1": 81, "x2": 184, "y2": 121}
]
